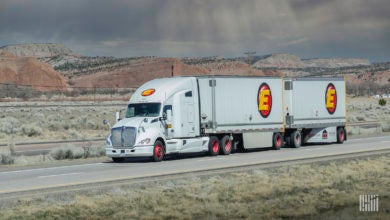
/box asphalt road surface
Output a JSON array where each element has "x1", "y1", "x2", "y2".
[{"x1": 0, "y1": 135, "x2": 389, "y2": 195}]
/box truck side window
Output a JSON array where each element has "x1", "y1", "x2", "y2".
[{"x1": 185, "y1": 91, "x2": 192, "y2": 97}]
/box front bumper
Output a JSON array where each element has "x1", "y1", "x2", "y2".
[{"x1": 106, "y1": 145, "x2": 154, "y2": 158}]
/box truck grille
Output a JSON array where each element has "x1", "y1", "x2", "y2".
[{"x1": 111, "y1": 127, "x2": 137, "y2": 148}]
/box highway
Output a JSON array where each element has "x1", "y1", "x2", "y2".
[
  {"x1": 0, "y1": 135, "x2": 389, "y2": 198},
  {"x1": 1, "y1": 121, "x2": 384, "y2": 156}
]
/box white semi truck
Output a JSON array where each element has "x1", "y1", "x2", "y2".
[{"x1": 105, "y1": 76, "x2": 346, "y2": 162}]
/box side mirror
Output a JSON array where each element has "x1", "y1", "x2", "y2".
[
  {"x1": 166, "y1": 109, "x2": 172, "y2": 121},
  {"x1": 116, "y1": 111, "x2": 121, "y2": 122},
  {"x1": 103, "y1": 119, "x2": 111, "y2": 129},
  {"x1": 161, "y1": 112, "x2": 167, "y2": 121}
]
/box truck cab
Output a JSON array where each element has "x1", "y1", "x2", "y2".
[{"x1": 105, "y1": 77, "x2": 208, "y2": 162}]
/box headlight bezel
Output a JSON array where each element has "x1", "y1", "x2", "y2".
[{"x1": 137, "y1": 138, "x2": 151, "y2": 145}]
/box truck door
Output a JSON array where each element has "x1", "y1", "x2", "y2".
[
  {"x1": 183, "y1": 91, "x2": 196, "y2": 137},
  {"x1": 172, "y1": 90, "x2": 196, "y2": 138}
]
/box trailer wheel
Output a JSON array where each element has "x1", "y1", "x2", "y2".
[
  {"x1": 273, "y1": 133, "x2": 283, "y2": 150},
  {"x1": 112, "y1": 157, "x2": 125, "y2": 163},
  {"x1": 153, "y1": 140, "x2": 164, "y2": 162},
  {"x1": 337, "y1": 127, "x2": 345, "y2": 144},
  {"x1": 290, "y1": 130, "x2": 302, "y2": 148},
  {"x1": 220, "y1": 136, "x2": 232, "y2": 155},
  {"x1": 209, "y1": 136, "x2": 220, "y2": 156}
]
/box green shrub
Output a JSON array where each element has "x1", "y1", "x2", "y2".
[
  {"x1": 378, "y1": 98, "x2": 386, "y2": 106},
  {"x1": 21, "y1": 124, "x2": 42, "y2": 137},
  {"x1": 50, "y1": 145, "x2": 104, "y2": 160},
  {"x1": 1, "y1": 154, "x2": 14, "y2": 165},
  {"x1": 0, "y1": 117, "x2": 21, "y2": 134},
  {"x1": 50, "y1": 148, "x2": 82, "y2": 160}
]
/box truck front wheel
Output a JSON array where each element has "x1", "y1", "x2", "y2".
[
  {"x1": 209, "y1": 136, "x2": 220, "y2": 156},
  {"x1": 153, "y1": 140, "x2": 165, "y2": 162}
]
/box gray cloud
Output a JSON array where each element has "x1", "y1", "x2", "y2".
[{"x1": 0, "y1": 0, "x2": 389, "y2": 61}]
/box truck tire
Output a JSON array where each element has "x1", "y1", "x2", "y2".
[
  {"x1": 273, "y1": 133, "x2": 283, "y2": 150},
  {"x1": 112, "y1": 157, "x2": 125, "y2": 162},
  {"x1": 209, "y1": 136, "x2": 220, "y2": 156},
  {"x1": 153, "y1": 140, "x2": 165, "y2": 162},
  {"x1": 290, "y1": 130, "x2": 301, "y2": 148},
  {"x1": 337, "y1": 127, "x2": 345, "y2": 144},
  {"x1": 220, "y1": 135, "x2": 232, "y2": 155}
]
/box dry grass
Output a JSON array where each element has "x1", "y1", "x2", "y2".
[
  {"x1": 0, "y1": 101, "x2": 125, "y2": 143},
  {"x1": 1, "y1": 155, "x2": 389, "y2": 219},
  {"x1": 0, "y1": 143, "x2": 105, "y2": 165}
]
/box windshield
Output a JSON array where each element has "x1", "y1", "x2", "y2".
[{"x1": 125, "y1": 103, "x2": 161, "y2": 118}]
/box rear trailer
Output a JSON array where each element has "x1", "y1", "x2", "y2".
[{"x1": 283, "y1": 78, "x2": 347, "y2": 147}]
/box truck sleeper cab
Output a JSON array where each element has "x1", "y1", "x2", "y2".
[{"x1": 105, "y1": 76, "x2": 346, "y2": 162}]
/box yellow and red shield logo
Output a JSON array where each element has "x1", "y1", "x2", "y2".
[
  {"x1": 141, "y1": 89, "x2": 155, "y2": 96},
  {"x1": 325, "y1": 83, "x2": 337, "y2": 114},
  {"x1": 258, "y1": 83, "x2": 272, "y2": 118}
]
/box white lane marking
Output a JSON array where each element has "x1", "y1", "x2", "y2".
[
  {"x1": 37, "y1": 172, "x2": 84, "y2": 179},
  {"x1": 0, "y1": 163, "x2": 104, "y2": 175},
  {"x1": 303, "y1": 147, "x2": 326, "y2": 151},
  {"x1": 349, "y1": 136, "x2": 388, "y2": 142},
  {"x1": 381, "y1": 140, "x2": 390, "y2": 143},
  {"x1": 197, "y1": 157, "x2": 229, "y2": 162}
]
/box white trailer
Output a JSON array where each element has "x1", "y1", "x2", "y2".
[
  {"x1": 105, "y1": 76, "x2": 346, "y2": 162},
  {"x1": 283, "y1": 78, "x2": 346, "y2": 147}
]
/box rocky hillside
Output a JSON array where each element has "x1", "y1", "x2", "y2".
[
  {"x1": 303, "y1": 58, "x2": 370, "y2": 68},
  {"x1": 0, "y1": 51, "x2": 67, "y2": 91},
  {"x1": 0, "y1": 43, "x2": 387, "y2": 96},
  {"x1": 182, "y1": 56, "x2": 277, "y2": 76},
  {"x1": 68, "y1": 57, "x2": 275, "y2": 88},
  {"x1": 252, "y1": 53, "x2": 370, "y2": 68},
  {"x1": 0, "y1": 43, "x2": 73, "y2": 58},
  {"x1": 252, "y1": 54, "x2": 305, "y2": 68}
]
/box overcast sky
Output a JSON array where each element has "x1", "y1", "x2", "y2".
[{"x1": 0, "y1": 0, "x2": 389, "y2": 61}]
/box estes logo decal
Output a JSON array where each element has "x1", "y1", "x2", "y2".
[
  {"x1": 325, "y1": 83, "x2": 337, "y2": 114},
  {"x1": 258, "y1": 83, "x2": 272, "y2": 118},
  {"x1": 141, "y1": 89, "x2": 155, "y2": 96}
]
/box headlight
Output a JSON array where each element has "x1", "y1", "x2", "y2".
[{"x1": 138, "y1": 138, "x2": 151, "y2": 145}]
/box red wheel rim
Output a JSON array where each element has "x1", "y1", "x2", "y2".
[
  {"x1": 225, "y1": 139, "x2": 231, "y2": 152},
  {"x1": 212, "y1": 140, "x2": 219, "y2": 153},
  {"x1": 155, "y1": 145, "x2": 163, "y2": 159},
  {"x1": 276, "y1": 135, "x2": 282, "y2": 147},
  {"x1": 339, "y1": 130, "x2": 344, "y2": 141}
]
